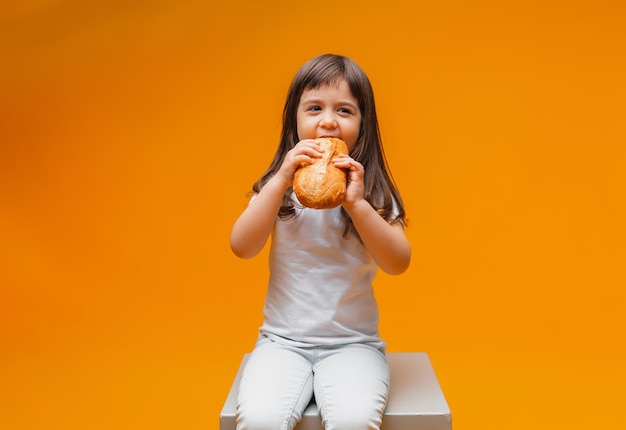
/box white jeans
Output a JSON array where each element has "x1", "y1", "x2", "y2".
[{"x1": 236, "y1": 336, "x2": 390, "y2": 430}]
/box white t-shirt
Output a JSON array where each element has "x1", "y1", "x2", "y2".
[{"x1": 259, "y1": 193, "x2": 385, "y2": 351}]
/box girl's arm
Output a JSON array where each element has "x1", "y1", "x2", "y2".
[
  {"x1": 230, "y1": 140, "x2": 322, "y2": 259},
  {"x1": 229, "y1": 176, "x2": 288, "y2": 259},
  {"x1": 335, "y1": 155, "x2": 411, "y2": 275},
  {"x1": 344, "y1": 200, "x2": 411, "y2": 275}
]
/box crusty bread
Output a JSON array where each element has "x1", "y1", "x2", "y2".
[{"x1": 293, "y1": 137, "x2": 348, "y2": 209}]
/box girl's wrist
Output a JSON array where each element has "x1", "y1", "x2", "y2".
[
  {"x1": 343, "y1": 198, "x2": 370, "y2": 216},
  {"x1": 268, "y1": 173, "x2": 292, "y2": 193}
]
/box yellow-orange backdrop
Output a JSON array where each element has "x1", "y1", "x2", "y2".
[{"x1": 1, "y1": 1, "x2": 625, "y2": 429}]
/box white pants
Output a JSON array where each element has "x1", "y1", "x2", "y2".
[{"x1": 236, "y1": 336, "x2": 390, "y2": 430}]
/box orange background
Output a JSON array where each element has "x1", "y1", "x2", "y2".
[{"x1": 1, "y1": 1, "x2": 625, "y2": 429}]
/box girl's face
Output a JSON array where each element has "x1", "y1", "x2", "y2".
[{"x1": 296, "y1": 79, "x2": 362, "y2": 151}]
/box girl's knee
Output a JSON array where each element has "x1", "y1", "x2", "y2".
[
  {"x1": 322, "y1": 405, "x2": 384, "y2": 430},
  {"x1": 236, "y1": 407, "x2": 291, "y2": 430}
]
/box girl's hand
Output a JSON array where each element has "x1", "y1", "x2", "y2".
[
  {"x1": 333, "y1": 154, "x2": 365, "y2": 208},
  {"x1": 274, "y1": 139, "x2": 323, "y2": 189}
]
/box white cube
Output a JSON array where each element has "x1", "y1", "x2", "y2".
[{"x1": 220, "y1": 352, "x2": 451, "y2": 430}]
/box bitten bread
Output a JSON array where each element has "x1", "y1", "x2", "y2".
[{"x1": 293, "y1": 137, "x2": 348, "y2": 209}]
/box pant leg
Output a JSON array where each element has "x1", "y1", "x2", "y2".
[
  {"x1": 236, "y1": 337, "x2": 315, "y2": 430},
  {"x1": 313, "y1": 344, "x2": 390, "y2": 430}
]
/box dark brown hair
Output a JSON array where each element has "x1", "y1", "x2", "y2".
[{"x1": 252, "y1": 54, "x2": 407, "y2": 237}]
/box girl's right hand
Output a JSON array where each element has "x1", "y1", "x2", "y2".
[{"x1": 274, "y1": 139, "x2": 323, "y2": 188}]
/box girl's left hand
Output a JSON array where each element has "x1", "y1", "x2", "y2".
[{"x1": 333, "y1": 154, "x2": 365, "y2": 208}]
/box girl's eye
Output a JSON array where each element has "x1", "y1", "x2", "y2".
[
  {"x1": 308, "y1": 105, "x2": 321, "y2": 111},
  {"x1": 338, "y1": 108, "x2": 353, "y2": 114}
]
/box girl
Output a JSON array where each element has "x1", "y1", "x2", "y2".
[{"x1": 230, "y1": 54, "x2": 411, "y2": 430}]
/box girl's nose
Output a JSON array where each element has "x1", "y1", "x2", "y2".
[{"x1": 320, "y1": 114, "x2": 338, "y2": 129}]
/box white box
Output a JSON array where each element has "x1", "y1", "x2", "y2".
[{"x1": 220, "y1": 352, "x2": 451, "y2": 430}]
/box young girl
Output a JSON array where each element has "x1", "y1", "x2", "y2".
[{"x1": 230, "y1": 54, "x2": 411, "y2": 430}]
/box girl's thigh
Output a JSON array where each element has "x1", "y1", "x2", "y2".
[
  {"x1": 236, "y1": 337, "x2": 314, "y2": 430},
  {"x1": 313, "y1": 344, "x2": 390, "y2": 430}
]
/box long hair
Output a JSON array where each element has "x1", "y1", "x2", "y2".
[{"x1": 252, "y1": 54, "x2": 407, "y2": 238}]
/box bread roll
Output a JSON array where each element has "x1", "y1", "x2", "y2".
[{"x1": 293, "y1": 137, "x2": 348, "y2": 209}]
